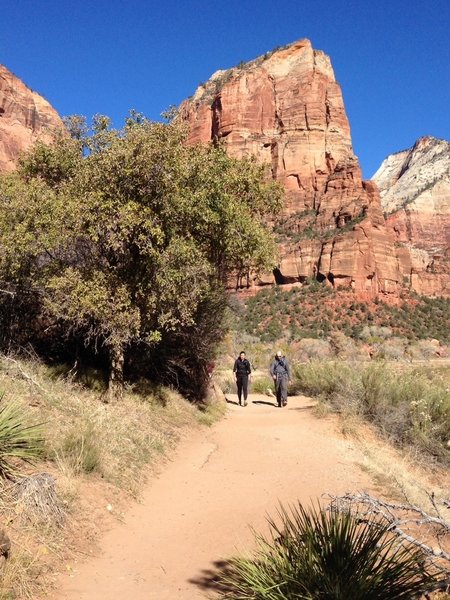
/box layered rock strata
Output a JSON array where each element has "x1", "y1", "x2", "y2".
[
  {"x1": 373, "y1": 136, "x2": 450, "y2": 296},
  {"x1": 180, "y1": 40, "x2": 402, "y2": 297},
  {"x1": 0, "y1": 64, "x2": 63, "y2": 172}
]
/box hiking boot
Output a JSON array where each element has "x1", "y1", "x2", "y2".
[
  {"x1": 282, "y1": 401, "x2": 287, "y2": 407},
  {"x1": 244, "y1": 401, "x2": 248, "y2": 406}
]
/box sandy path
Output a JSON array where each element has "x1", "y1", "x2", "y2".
[{"x1": 54, "y1": 394, "x2": 373, "y2": 599}]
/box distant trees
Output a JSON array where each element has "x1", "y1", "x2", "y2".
[{"x1": 0, "y1": 114, "x2": 281, "y2": 399}]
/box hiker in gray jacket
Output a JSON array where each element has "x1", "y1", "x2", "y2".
[{"x1": 270, "y1": 350, "x2": 291, "y2": 407}]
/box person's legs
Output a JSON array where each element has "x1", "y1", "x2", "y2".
[
  {"x1": 275, "y1": 377, "x2": 282, "y2": 407},
  {"x1": 242, "y1": 375, "x2": 248, "y2": 405},
  {"x1": 236, "y1": 377, "x2": 243, "y2": 404},
  {"x1": 280, "y1": 375, "x2": 288, "y2": 406}
]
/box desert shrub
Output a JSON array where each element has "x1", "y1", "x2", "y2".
[
  {"x1": 407, "y1": 339, "x2": 442, "y2": 360},
  {"x1": 329, "y1": 332, "x2": 362, "y2": 360},
  {"x1": 293, "y1": 361, "x2": 450, "y2": 463},
  {"x1": 0, "y1": 396, "x2": 44, "y2": 479},
  {"x1": 375, "y1": 337, "x2": 408, "y2": 361},
  {"x1": 360, "y1": 325, "x2": 392, "y2": 341},
  {"x1": 296, "y1": 338, "x2": 332, "y2": 361},
  {"x1": 217, "y1": 375, "x2": 237, "y2": 395},
  {"x1": 219, "y1": 502, "x2": 436, "y2": 599},
  {"x1": 57, "y1": 422, "x2": 101, "y2": 474},
  {"x1": 251, "y1": 377, "x2": 274, "y2": 395},
  {"x1": 292, "y1": 361, "x2": 357, "y2": 399}
]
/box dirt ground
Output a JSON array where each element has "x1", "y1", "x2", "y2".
[{"x1": 52, "y1": 393, "x2": 375, "y2": 600}]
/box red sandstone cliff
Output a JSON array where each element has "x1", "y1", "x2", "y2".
[
  {"x1": 373, "y1": 136, "x2": 450, "y2": 296},
  {"x1": 180, "y1": 40, "x2": 402, "y2": 297},
  {"x1": 0, "y1": 64, "x2": 63, "y2": 172}
]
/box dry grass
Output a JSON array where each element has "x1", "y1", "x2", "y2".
[
  {"x1": 0, "y1": 354, "x2": 224, "y2": 599},
  {"x1": 293, "y1": 360, "x2": 450, "y2": 465}
]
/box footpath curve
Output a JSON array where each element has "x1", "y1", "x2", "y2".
[{"x1": 53, "y1": 393, "x2": 373, "y2": 600}]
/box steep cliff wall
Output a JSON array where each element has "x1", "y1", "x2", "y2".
[
  {"x1": 373, "y1": 136, "x2": 450, "y2": 296},
  {"x1": 180, "y1": 40, "x2": 402, "y2": 297},
  {"x1": 0, "y1": 64, "x2": 63, "y2": 172}
]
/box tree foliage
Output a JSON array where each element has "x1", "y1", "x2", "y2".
[{"x1": 0, "y1": 114, "x2": 281, "y2": 399}]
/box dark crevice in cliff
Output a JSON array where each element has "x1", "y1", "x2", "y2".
[{"x1": 210, "y1": 96, "x2": 222, "y2": 142}]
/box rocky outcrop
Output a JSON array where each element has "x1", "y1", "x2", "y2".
[
  {"x1": 373, "y1": 136, "x2": 450, "y2": 296},
  {"x1": 0, "y1": 64, "x2": 63, "y2": 172},
  {"x1": 180, "y1": 40, "x2": 402, "y2": 297}
]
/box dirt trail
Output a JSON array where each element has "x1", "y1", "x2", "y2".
[{"x1": 54, "y1": 394, "x2": 374, "y2": 599}]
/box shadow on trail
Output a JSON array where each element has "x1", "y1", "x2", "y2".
[
  {"x1": 225, "y1": 397, "x2": 240, "y2": 406},
  {"x1": 189, "y1": 560, "x2": 235, "y2": 594},
  {"x1": 252, "y1": 400, "x2": 277, "y2": 407}
]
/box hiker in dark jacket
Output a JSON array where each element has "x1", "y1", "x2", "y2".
[
  {"x1": 270, "y1": 350, "x2": 291, "y2": 407},
  {"x1": 233, "y1": 351, "x2": 251, "y2": 406}
]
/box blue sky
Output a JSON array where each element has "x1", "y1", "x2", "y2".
[{"x1": 1, "y1": 0, "x2": 449, "y2": 178}]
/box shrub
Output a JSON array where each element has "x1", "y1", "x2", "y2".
[
  {"x1": 295, "y1": 338, "x2": 332, "y2": 361},
  {"x1": 251, "y1": 377, "x2": 274, "y2": 395},
  {"x1": 0, "y1": 396, "x2": 44, "y2": 479},
  {"x1": 218, "y1": 375, "x2": 237, "y2": 395},
  {"x1": 292, "y1": 360, "x2": 356, "y2": 399},
  {"x1": 292, "y1": 361, "x2": 450, "y2": 464},
  {"x1": 375, "y1": 337, "x2": 408, "y2": 361},
  {"x1": 360, "y1": 325, "x2": 392, "y2": 341},
  {"x1": 220, "y1": 502, "x2": 436, "y2": 599},
  {"x1": 58, "y1": 422, "x2": 101, "y2": 474}
]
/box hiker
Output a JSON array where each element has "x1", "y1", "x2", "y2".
[
  {"x1": 233, "y1": 351, "x2": 251, "y2": 406},
  {"x1": 270, "y1": 350, "x2": 291, "y2": 407}
]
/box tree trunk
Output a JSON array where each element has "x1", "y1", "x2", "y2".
[{"x1": 106, "y1": 343, "x2": 124, "y2": 402}]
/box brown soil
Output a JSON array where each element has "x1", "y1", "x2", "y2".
[{"x1": 52, "y1": 394, "x2": 375, "y2": 599}]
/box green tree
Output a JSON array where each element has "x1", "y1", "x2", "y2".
[{"x1": 0, "y1": 115, "x2": 281, "y2": 400}]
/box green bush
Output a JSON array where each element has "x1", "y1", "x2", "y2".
[
  {"x1": 0, "y1": 396, "x2": 44, "y2": 479},
  {"x1": 220, "y1": 502, "x2": 436, "y2": 599}
]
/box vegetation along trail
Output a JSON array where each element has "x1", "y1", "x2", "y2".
[{"x1": 53, "y1": 392, "x2": 374, "y2": 600}]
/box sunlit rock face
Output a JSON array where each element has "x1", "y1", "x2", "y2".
[
  {"x1": 373, "y1": 136, "x2": 450, "y2": 296},
  {"x1": 0, "y1": 64, "x2": 63, "y2": 172},
  {"x1": 180, "y1": 40, "x2": 402, "y2": 297}
]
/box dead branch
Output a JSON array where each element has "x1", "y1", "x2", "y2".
[
  {"x1": 12, "y1": 473, "x2": 66, "y2": 527},
  {"x1": 324, "y1": 491, "x2": 450, "y2": 596},
  {"x1": 0, "y1": 355, "x2": 47, "y2": 394}
]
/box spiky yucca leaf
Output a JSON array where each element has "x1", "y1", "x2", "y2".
[
  {"x1": 220, "y1": 502, "x2": 438, "y2": 600},
  {"x1": 0, "y1": 396, "x2": 44, "y2": 479}
]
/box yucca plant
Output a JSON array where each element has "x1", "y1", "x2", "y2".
[
  {"x1": 220, "y1": 502, "x2": 438, "y2": 599},
  {"x1": 0, "y1": 395, "x2": 44, "y2": 479}
]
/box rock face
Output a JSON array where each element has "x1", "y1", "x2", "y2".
[
  {"x1": 180, "y1": 40, "x2": 402, "y2": 297},
  {"x1": 0, "y1": 64, "x2": 63, "y2": 172},
  {"x1": 373, "y1": 136, "x2": 450, "y2": 296}
]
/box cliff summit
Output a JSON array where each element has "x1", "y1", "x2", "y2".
[{"x1": 0, "y1": 64, "x2": 63, "y2": 172}]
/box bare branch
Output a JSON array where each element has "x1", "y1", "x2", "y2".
[
  {"x1": 324, "y1": 491, "x2": 450, "y2": 594},
  {"x1": 0, "y1": 355, "x2": 47, "y2": 394}
]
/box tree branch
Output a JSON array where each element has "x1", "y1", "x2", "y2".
[{"x1": 324, "y1": 491, "x2": 450, "y2": 595}]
